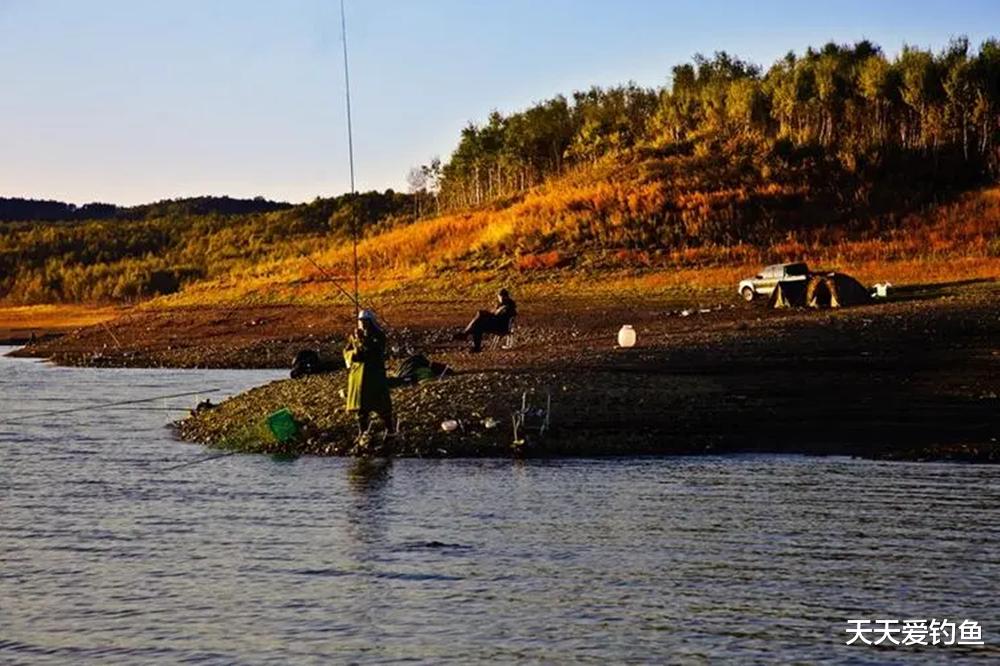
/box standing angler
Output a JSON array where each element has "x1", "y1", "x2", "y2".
[{"x1": 343, "y1": 310, "x2": 393, "y2": 440}]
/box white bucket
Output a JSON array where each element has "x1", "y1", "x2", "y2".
[{"x1": 618, "y1": 325, "x2": 637, "y2": 348}]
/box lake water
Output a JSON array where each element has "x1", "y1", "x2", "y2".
[{"x1": 1, "y1": 347, "x2": 998, "y2": 664}]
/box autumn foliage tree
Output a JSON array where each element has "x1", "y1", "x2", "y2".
[{"x1": 429, "y1": 38, "x2": 1000, "y2": 211}]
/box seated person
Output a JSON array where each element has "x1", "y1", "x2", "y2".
[{"x1": 457, "y1": 288, "x2": 517, "y2": 352}]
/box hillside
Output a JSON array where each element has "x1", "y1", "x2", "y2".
[
  {"x1": 173, "y1": 153, "x2": 1000, "y2": 307},
  {"x1": 0, "y1": 191, "x2": 413, "y2": 304}
]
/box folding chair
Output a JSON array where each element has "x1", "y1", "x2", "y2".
[{"x1": 488, "y1": 315, "x2": 516, "y2": 350}]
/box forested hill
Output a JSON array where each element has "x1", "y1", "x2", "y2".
[
  {"x1": 0, "y1": 190, "x2": 413, "y2": 303},
  {"x1": 0, "y1": 195, "x2": 293, "y2": 222},
  {"x1": 409, "y1": 37, "x2": 1000, "y2": 212}
]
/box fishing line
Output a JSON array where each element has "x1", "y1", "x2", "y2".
[
  {"x1": 162, "y1": 450, "x2": 238, "y2": 471},
  {"x1": 0, "y1": 388, "x2": 220, "y2": 425}
]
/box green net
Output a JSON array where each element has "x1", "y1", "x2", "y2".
[{"x1": 266, "y1": 408, "x2": 299, "y2": 443}]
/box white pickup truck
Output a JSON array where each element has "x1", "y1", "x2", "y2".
[{"x1": 738, "y1": 262, "x2": 810, "y2": 301}]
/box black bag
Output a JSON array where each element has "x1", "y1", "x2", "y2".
[
  {"x1": 290, "y1": 349, "x2": 322, "y2": 379},
  {"x1": 393, "y1": 354, "x2": 450, "y2": 385}
]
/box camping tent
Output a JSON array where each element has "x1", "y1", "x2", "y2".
[
  {"x1": 768, "y1": 272, "x2": 871, "y2": 309},
  {"x1": 804, "y1": 273, "x2": 871, "y2": 308},
  {"x1": 768, "y1": 280, "x2": 808, "y2": 308}
]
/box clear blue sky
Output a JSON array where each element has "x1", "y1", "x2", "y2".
[{"x1": 2, "y1": 0, "x2": 998, "y2": 205}]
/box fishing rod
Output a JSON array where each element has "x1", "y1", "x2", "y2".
[
  {"x1": 303, "y1": 255, "x2": 395, "y2": 342},
  {"x1": 300, "y1": 2, "x2": 393, "y2": 335},
  {"x1": 1, "y1": 402, "x2": 190, "y2": 413},
  {"x1": 94, "y1": 406, "x2": 193, "y2": 412},
  {"x1": 340, "y1": 0, "x2": 360, "y2": 321},
  {"x1": 302, "y1": 254, "x2": 396, "y2": 331},
  {"x1": 0, "y1": 388, "x2": 220, "y2": 425},
  {"x1": 164, "y1": 447, "x2": 301, "y2": 471},
  {"x1": 163, "y1": 450, "x2": 239, "y2": 471},
  {"x1": 304, "y1": 254, "x2": 361, "y2": 309},
  {"x1": 100, "y1": 320, "x2": 122, "y2": 348}
]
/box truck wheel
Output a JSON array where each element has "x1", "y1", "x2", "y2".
[{"x1": 741, "y1": 287, "x2": 755, "y2": 302}]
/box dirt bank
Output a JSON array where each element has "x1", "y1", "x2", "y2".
[
  {"x1": 128, "y1": 279, "x2": 998, "y2": 461},
  {"x1": 9, "y1": 280, "x2": 999, "y2": 460}
]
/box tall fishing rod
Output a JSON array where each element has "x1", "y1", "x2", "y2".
[
  {"x1": 163, "y1": 450, "x2": 239, "y2": 471},
  {"x1": 304, "y1": 255, "x2": 396, "y2": 334},
  {"x1": 340, "y1": 0, "x2": 360, "y2": 320},
  {"x1": 304, "y1": 254, "x2": 360, "y2": 309},
  {"x1": 0, "y1": 388, "x2": 220, "y2": 426}
]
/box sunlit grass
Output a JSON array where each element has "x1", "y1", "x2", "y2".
[
  {"x1": 0, "y1": 304, "x2": 122, "y2": 335},
  {"x1": 139, "y1": 161, "x2": 1000, "y2": 310}
]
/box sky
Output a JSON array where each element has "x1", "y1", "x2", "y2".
[{"x1": 2, "y1": 0, "x2": 1000, "y2": 206}]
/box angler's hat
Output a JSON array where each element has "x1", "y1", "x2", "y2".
[{"x1": 357, "y1": 309, "x2": 376, "y2": 321}]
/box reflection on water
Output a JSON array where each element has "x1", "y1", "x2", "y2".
[
  {"x1": 1, "y1": 348, "x2": 998, "y2": 663},
  {"x1": 345, "y1": 458, "x2": 392, "y2": 550},
  {"x1": 347, "y1": 457, "x2": 393, "y2": 492}
]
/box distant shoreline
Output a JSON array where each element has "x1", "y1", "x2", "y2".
[{"x1": 0, "y1": 304, "x2": 121, "y2": 346}]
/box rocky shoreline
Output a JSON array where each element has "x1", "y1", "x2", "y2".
[
  {"x1": 169, "y1": 281, "x2": 1000, "y2": 461},
  {"x1": 9, "y1": 281, "x2": 1000, "y2": 462},
  {"x1": 174, "y1": 367, "x2": 723, "y2": 458}
]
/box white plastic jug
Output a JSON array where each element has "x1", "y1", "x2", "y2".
[{"x1": 617, "y1": 325, "x2": 636, "y2": 348}]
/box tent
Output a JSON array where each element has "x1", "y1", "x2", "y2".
[
  {"x1": 804, "y1": 273, "x2": 871, "y2": 308},
  {"x1": 768, "y1": 272, "x2": 871, "y2": 309},
  {"x1": 768, "y1": 280, "x2": 808, "y2": 308}
]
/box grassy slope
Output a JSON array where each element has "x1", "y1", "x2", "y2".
[{"x1": 162, "y1": 150, "x2": 1000, "y2": 308}]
